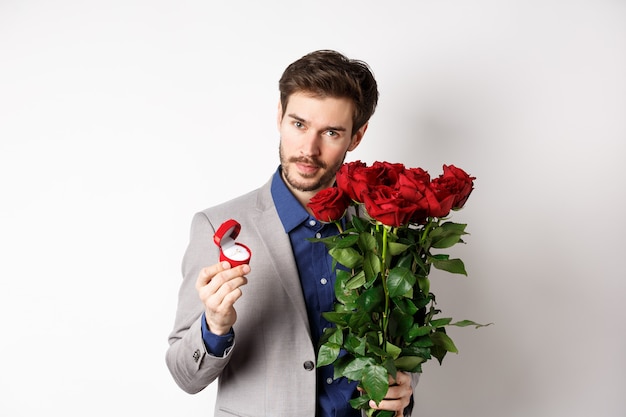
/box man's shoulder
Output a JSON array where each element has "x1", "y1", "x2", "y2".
[{"x1": 201, "y1": 176, "x2": 274, "y2": 218}]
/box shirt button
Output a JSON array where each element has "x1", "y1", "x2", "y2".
[
  {"x1": 309, "y1": 220, "x2": 316, "y2": 226},
  {"x1": 315, "y1": 232, "x2": 322, "y2": 238},
  {"x1": 303, "y1": 361, "x2": 315, "y2": 371},
  {"x1": 326, "y1": 377, "x2": 334, "y2": 384},
  {"x1": 320, "y1": 277, "x2": 328, "y2": 285}
]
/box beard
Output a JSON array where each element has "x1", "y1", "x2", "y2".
[{"x1": 279, "y1": 141, "x2": 346, "y2": 192}]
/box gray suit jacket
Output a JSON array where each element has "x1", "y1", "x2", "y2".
[{"x1": 166, "y1": 175, "x2": 418, "y2": 416}]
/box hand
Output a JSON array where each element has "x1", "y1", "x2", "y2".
[
  {"x1": 366, "y1": 371, "x2": 413, "y2": 416},
  {"x1": 195, "y1": 261, "x2": 249, "y2": 336}
]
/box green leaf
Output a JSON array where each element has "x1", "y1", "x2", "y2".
[
  {"x1": 394, "y1": 297, "x2": 418, "y2": 316},
  {"x1": 407, "y1": 324, "x2": 432, "y2": 341},
  {"x1": 387, "y1": 241, "x2": 410, "y2": 256},
  {"x1": 430, "y1": 222, "x2": 466, "y2": 237},
  {"x1": 343, "y1": 357, "x2": 375, "y2": 381},
  {"x1": 382, "y1": 357, "x2": 397, "y2": 379},
  {"x1": 413, "y1": 294, "x2": 432, "y2": 309},
  {"x1": 396, "y1": 253, "x2": 413, "y2": 269},
  {"x1": 319, "y1": 326, "x2": 342, "y2": 345},
  {"x1": 385, "y1": 341, "x2": 402, "y2": 359},
  {"x1": 367, "y1": 342, "x2": 387, "y2": 358},
  {"x1": 345, "y1": 334, "x2": 367, "y2": 356},
  {"x1": 412, "y1": 251, "x2": 429, "y2": 275},
  {"x1": 346, "y1": 269, "x2": 367, "y2": 290},
  {"x1": 429, "y1": 317, "x2": 452, "y2": 328},
  {"x1": 329, "y1": 246, "x2": 363, "y2": 269},
  {"x1": 429, "y1": 222, "x2": 468, "y2": 249},
  {"x1": 321, "y1": 311, "x2": 350, "y2": 327},
  {"x1": 317, "y1": 342, "x2": 341, "y2": 366},
  {"x1": 431, "y1": 257, "x2": 467, "y2": 275},
  {"x1": 358, "y1": 285, "x2": 385, "y2": 312},
  {"x1": 394, "y1": 355, "x2": 426, "y2": 372},
  {"x1": 401, "y1": 344, "x2": 432, "y2": 360},
  {"x1": 331, "y1": 355, "x2": 351, "y2": 379},
  {"x1": 451, "y1": 319, "x2": 494, "y2": 328},
  {"x1": 431, "y1": 330, "x2": 458, "y2": 353},
  {"x1": 334, "y1": 269, "x2": 356, "y2": 304},
  {"x1": 329, "y1": 327, "x2": 344, "y2": 344},
  {"x1": 306, "y1": 235, "x2": 335, "y2": 245},
  {"x1": 359, "y1": 231, "x2": 377, "y2": 252},
  {"x1": 362, "y1": 364, "x2": 389, "y2": 404},
  {"x1": 416, "y1": 275, "x2": 430, "y2": 295},
  {"x1": 348, "y1": 395, "x2": 371, "y2": 410},
  {"x1": 430, "y1": 234, "x2": 462, "y2": 249},
  {"x1": 348, "y1": 311, "x2": 378, "y2": 335},
  {"x1": 441, "y1": 221, "x2": 468, "y2": 232},
  {"x1": 411, "y1": 335, "x2": 434, "y2": 347},
  {"x1": 431, "y1": 344, "x2": 447, "y2": 365},
  {"x1": 335, "y1": 233, "x2": 359, "y2": 248},
  {"x1": 387, "y1": 266, "x2": 415, "y2": 298},
  {"x1": 389, "y1": 308, "x2": 413, "y2": 338},
  {"x1": 363, "y1": 251, "x2": 381, "y2": 285},
  {"x1": 351, "y1": 215, "x2": 369, "y2": 232}
]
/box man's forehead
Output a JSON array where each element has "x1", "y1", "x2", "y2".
[{"x1": 284, "y1": 92, "x2": 355, "y2": 124}]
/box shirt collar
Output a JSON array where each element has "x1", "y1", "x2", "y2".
[{"x1": 271, "y1": 166, "x2": 310, "y2": 234}]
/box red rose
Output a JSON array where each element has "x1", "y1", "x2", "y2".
[
  {"x1": 368, "y1": 161, "x2": 406, "y2": 187},
  {"x1": 395, "y1": 168, "x2": 456, "y2": 221},
  {"x1": 430, "y1": 165, "x2": 475, "y2": 210},
  {"x1": 337, "y1": 161, "x2": 406, "y2": 204},
  {"x1": 395, "y1": 172, "x2": 428, "y2": 223},
  {"x1": 336, "y1": 161, "x2": 369, "y2": 202},
  {"x1": 307, "y1": 187, "x2": 351, "y2": 223},
  {"x1": 362, "y1": 185, "x2": 418, "y2": 227},
  {"x1": 396, "y1": 169, "x2": 431, "y2": 205}
]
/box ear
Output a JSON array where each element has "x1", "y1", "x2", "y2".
[
  {"x1": 348, "y1": 122, "x2": 368, "y2": 151},
  {"x1": 276, "y1": 100, "x2": 283, "y2": 130}
]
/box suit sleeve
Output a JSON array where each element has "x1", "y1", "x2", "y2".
[{"x1": 165, "y1": 212, "x2": 233, "y2": 394}]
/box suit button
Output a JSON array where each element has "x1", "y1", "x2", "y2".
[{"x1": 303, "y1": 360, "x2": 315, "y2": 371}]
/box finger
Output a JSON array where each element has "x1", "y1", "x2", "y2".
[
  {"x1": 209, "y1": 276, "x2": 248, "y2": 305},
  {"x1": 368, "y1": 398, "x2": 407, "y2": 414},
  {"x1": 201, "y1": 262, "x2": 249, "y2": 306},
  {"x1": 196, "y1": 261, "x2": 231, "y2": 290},
  {"x1": 204, "y1": 263, "x2": 250, "y2": 293},
  {"x1": 220, "y1": 282, "x2": 246, "y2": 306},
  {"x1": 389, "y1": 370, "x2": 410, "y2": 386}
]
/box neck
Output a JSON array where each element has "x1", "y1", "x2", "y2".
[{"x1": 280, "y1": 170, "x2": 333, "y2": 216}]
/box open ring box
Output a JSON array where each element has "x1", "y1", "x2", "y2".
[{"x1": 213, "y1": 219, "x2": 251, "y2": 267}]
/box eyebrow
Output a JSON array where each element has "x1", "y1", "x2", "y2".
[{"x1": 287, "y1": 113, "x2": 347, "y2": 132}]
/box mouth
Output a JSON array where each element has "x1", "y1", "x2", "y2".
[
  {"x1": 292, "y1": 158, "x2": 324, "y2": 177},
  {"x1": 295, "y1": 162, "x2": 320, "y2": 176}
]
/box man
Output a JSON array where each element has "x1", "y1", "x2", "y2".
[{"x1": 166, "y1": 50, "x2": 418, "y2": 416}]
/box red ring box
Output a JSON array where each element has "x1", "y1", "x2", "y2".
[{"x1": 213, "y1": 219, "x2": 251, "y2": 267}]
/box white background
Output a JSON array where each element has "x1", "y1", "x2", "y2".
[{"x1": 1, "y1": 1, "x2": 624, "y2": 416}]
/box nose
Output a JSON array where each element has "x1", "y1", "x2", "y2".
[{"x1": 300, "y1": 130, "x2": 322, "y2": 157}]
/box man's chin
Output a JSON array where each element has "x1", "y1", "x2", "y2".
[
  {"x1": 290, "y1": 180, "x2": 322, "y2": 193},
  {"x1": 283, "y1": 164, "x2": 336, "y2": 193}
]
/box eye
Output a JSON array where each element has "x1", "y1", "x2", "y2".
[
  {"x1": 294, "y1": 121, "x2": 304, "y2": 129},
  {"x1": 325, "y1": 130, "x2": 339, "y2": 138}
]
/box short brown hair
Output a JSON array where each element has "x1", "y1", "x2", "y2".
[{"x1": 278, "y1": 50, "x2": 379, "y2": 135}]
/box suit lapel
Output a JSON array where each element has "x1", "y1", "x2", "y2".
[{"x1": 250, "y1": 181, "x2": 312, "y2": 339}]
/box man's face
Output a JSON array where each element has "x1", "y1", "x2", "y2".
[{"x1": 278, "y1": 91, "x2": 365, "y2": 194}]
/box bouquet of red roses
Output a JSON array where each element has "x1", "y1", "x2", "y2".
[{"x1": 307, "y1": 161, "x2": 486, "y2": 417}]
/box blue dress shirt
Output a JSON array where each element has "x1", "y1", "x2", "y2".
[{"x1": 270, "y1": 167, "x2": 360, "y2": 417}]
